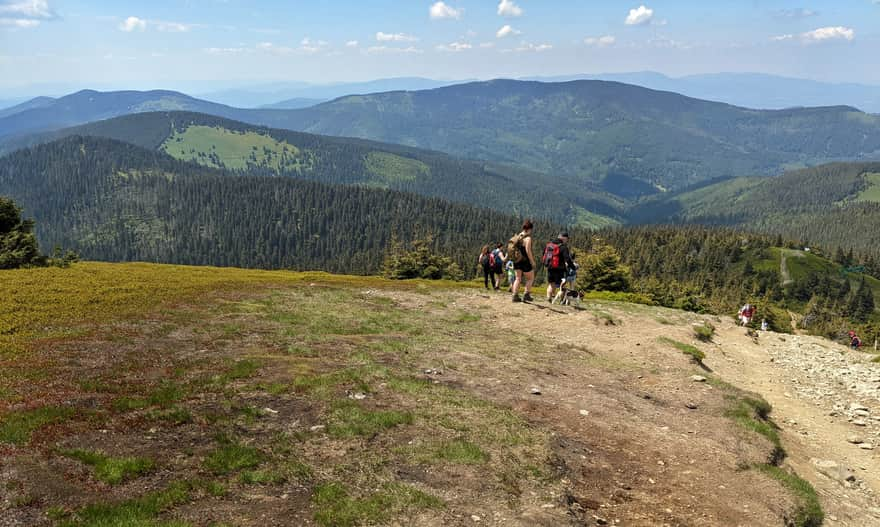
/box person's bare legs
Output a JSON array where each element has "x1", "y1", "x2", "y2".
[
  {"x1": 546, "y1": 283, "x2": 558, "y2": 301},
  {"x1": 524, "y1": 271, "x2": 535, "y2": 295},
  {"x1": 512, "y1": 269, "x2": 524, "y2": 297}
]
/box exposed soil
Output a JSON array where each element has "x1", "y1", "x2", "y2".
[{"x1": 4, "y1": 284, "x2": 874, "y2": 526}]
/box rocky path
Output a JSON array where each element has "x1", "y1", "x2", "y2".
[{"x1": 709, "y1": 326, "x2": 880, "y2": 526}]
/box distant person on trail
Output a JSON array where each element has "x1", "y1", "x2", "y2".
[
  {"x1": 478, "y1": 245, "x2": 496, "y2": 290},
  {"x1": 543, "y1": 232, "x2": 575, "y2": 303},
  {"x1": 490, "y1": 243, "x2": 505, "y2": 291},
  {"x1": 738, "y1": 303, "x2": 756, "y2": 326},
  {"x1": 761, "y1": 319, "x2": 770, "y2": 332},
  {"x1": 849, "y1": 331, "x2": 862, "y2": 349},
  {"x1": 508, "y1": 219, "x2": 536, "y2": 303}
]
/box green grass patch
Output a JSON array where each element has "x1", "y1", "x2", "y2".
[
  {"x1": 434, "y1": 439, "x2": 489, "y2": 464},
  {"x1": 313, "y1": 481, "x2": 442, "y2": 527},
  {"x1": 240, "y1": 469, "x2": 287, "y2": 485},
  {"x1": 657, "y1": 337, "x2": 706, "y2": 363},
  {"x1": 58, "y1": 480, "x2": 192, "y2": 527},
  {"x1": 693, "y1": 322, "x2": 715, "y2": 342},
  {"x1": 755, "y1": 464, "x2": 824, "y2": 527},
  {"x1": 581, "y1": 291, "x2": 655, "y2": 305},
  {"x1": 61, "y1": 449, "x2": 155, "y2": 485},
  {"x1": 327, "y1": 401, "x2": 414, "y2": 438},
  {"x1": 145, "y1": 407, "x2": 192, "y2": 425},
  {"x1": 161, "y1": 125, "x2": 308, "y2": 172},
  {"x1": 726, "y1": 395, "x2": 783, "y2": 463},
  {"x1": 855, "y1": 173, "x2": 880, "y2": 203},
  {"x1": 364, "y1": 151, "x2": 430, "y2": 187},
  {"x1": 0, "y1": 406, "x2": 73, "y2": 445},
  {"x1": 203, "y1": 439, "x2": 265, "y2": 475}
]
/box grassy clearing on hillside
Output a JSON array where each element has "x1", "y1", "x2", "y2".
[
  {"x1": 657, "y1": 337, "x2": 706, "y2": 363},
  {"x1": 364, "y1": 151, "x2": 430, "y2": 186},
  {"x1": 855, "y1": 173, "x2": 880, "y2": 203},
  {"x1": 161, "y1": 125, "x2": 311, "y2": 171}
]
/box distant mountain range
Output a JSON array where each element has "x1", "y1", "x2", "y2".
[
  {"x1": 2, "y1": 81, "x2": 880, "y2": 199},
  {"x1": 526, "y1": 72, "x2": 880, "y2": 114},
  {"x1": 196, "y1": 77, "x2": 468, "y2": 108}
]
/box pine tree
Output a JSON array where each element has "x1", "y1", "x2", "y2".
[{"x1": 0, "y1": 196, "x2": 44, "y2": 269}]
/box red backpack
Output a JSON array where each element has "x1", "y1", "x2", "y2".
[{"x1": 543, "y1": 242, "x2": 562, "y2": 269}]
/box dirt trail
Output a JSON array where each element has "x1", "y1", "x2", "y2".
[{"x1": 709, "y1": 325, "x2": 880, "y2": 526}]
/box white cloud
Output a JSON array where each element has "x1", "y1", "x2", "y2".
[
  {"x1": 366, "y1": 45, "x2": 423, "y2": 54},
  {"x1": 774, "y1": 8, "x2": 818, "y2": 19},
  {"x1": 376, "y1": 31, "x2": 418, "y2": 42},
  {"x1": 205, "y1": 47, "x2": 247, "y2": 55},
  {"x1": 345, "y1": 40, "x2": 359, "y2": 48},
  {"x1": 436, "y1": 41, "x2": 472, "y2": 52},
  {"x1": 802, "y1": 26, "x2": 855, "y2": 42},
  {"x1": 496, "y1": 24, "x2": 520, "y2": 38},
  {"x1": 625, "y1": 5, "x2": 653, "y2": 26},
  {"x1": 0, "y1": 0, "x2": 56, "y2": 28},
  {"x1": 584, "y1": 35, "x2": 616, "y2": 47},
  {"x1": 497, "y1": 0, "x2": 523, "y2": 17},
  {"x1": 156, "y1": 21, "x2": 191, "y2": 32},
  {"x1": 119, "y1": 16, "x2": 146, "y2": 32},
  {"x1": 0, "y1": 0, "x2": 54, "y2": 18},
  {"x1": 773, "y1": 26, "x2": 856, "y2": 44},
  {"x1": 299, "y1": 37, "x2": 329, "y2": 54},
  {"x1": 514, "y1": 42, "x2": 552, "y2": 52},
  {"x1": 430, "y1": 1, "x2": 462, "y2": 20},
  {"x1": 0, "y1": 17, "x2": 38, "y2": 26}
]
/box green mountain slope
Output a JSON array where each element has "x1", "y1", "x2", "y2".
[
  {"x1": 627, "y1": 162, "x2": 880, "y2": 259},
  {"x1": 2, "y1": 111, "x2": 622, "y2": 227},
  {"x1": 264, "y1": 79, "x2": 880, "y2": 194},
  {"x1": 0, "y1": 136, "x2": 554, "y2": 273}
]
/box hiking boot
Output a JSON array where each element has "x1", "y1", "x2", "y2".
[
  {"x1": 523, "y1": 293, "x2": 534, "y2": 302},
  {"x1": 512, "y1": 294, "x2": 522, "y2": 303}
]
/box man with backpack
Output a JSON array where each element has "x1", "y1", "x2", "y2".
[
  {"x1": 849, "y1": 331, "x2": 862, "y2": 350},
  {"x1": 508, "y1": 219, "x2": 536, "y2": 303},
  {"x1": 543, "y1": 232, "x2": 575, "y2": 303}
]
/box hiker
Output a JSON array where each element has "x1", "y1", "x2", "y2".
[
  {"x1": 477, "y1": 245, "x2": 496, "y2": 290},
  {"x1": 849, "y1": 331, "x2": 862, "y2": 349},
  {"x1": 544, "y1": 232, "x2": 575, "y2": 303},
  {"x1": 738, "y1": 303, "x2": 756, "y2": 326},
  {"x1": 508, "y1": 219, "x2": 536, "y2": 302},
  {"x1": 554, "y1": 254, "x2": 580, "y2": 306},
  {"x1": 490, "y1": 243, "x2": 505, "y2": 291},
  {"x1": 761, "y1": 319, "x2": 769, "y2": 331},
  {"x1": 505, "y1": 259, "x2": 515, "y2": 292}
]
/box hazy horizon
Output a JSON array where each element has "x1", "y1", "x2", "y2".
[{"x1": 2, "y1": 0, "x2": 879, "y2": 96}]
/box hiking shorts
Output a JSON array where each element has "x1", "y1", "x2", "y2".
[
  {"x1": 547, "y1": 268, "x2": 565, "y2": 286},
  {"x1": 514, "y1": 259, "x2": 534, "y2": 273}
]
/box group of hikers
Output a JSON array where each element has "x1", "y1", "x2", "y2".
[
  {"x1": 477, "y1": 219, "x2": 579, "y2": 304},
  {"x1": 739, "y1": 303, "x2": 865, "y2": 350}
]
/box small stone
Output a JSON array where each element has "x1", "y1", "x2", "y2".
[
  {"x1": 848, "y1": 436, "x2": 865, "y2": 444},
  {"x1": 471, "y1": 515, "x2": 481, "y2": 522},
  {"x1": 349, "y1": 392, "x2": 367, "y2": 400},
  {"x1": 541, "y1": 504, "x2": 554, "y2": 508},
  {"x1": 592, "y1": 516, "x2": 608, "y2": 526},
  {"x1": 309, "y1": 425, "x2": 325, "y2": 432},
  {"x1": 686, "y1": 403, "x2": 698, "y2": 410},
  {"x1": 860, "y1": 443, "x2": 875, "y2": 450},
  {"x1": 854, "y1": 420, "x2": 868, "y2": 427},
  {"x1": 690, "y1": 375, "x2": 707, "y2": 383},
  {"x1": 148, "y1": 427, "x2": 157, "y2": 434},
  {"x1": 263, "y1": 407, "x2": 279, "y2": 415},
  {"x1": 530, "y1": 387, "x2": 542, "y2": 395},
  {"x1": 855, "y1": 409, "x2": 871, "y2": 417},
  {"x1": 579, "y1": 409, "x2": 590, "y2": 416}
]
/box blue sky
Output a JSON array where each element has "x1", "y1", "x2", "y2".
[{"x1": 1, "y1": 0, "x2": 878, "y2": 94}]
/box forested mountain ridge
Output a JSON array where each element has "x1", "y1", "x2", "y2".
[
  {"x1": 0, "y1": 135, "x2": 552, "y2": 274},
  {"x1": 268, "y1": 79, "x2": 880, "y2": 193},
  {"x1": 627, "y1": 162, "x2": 880, "y2": 261},
  {"x1": 1, "y1": 111, "x2": 622, "y2": 226},
  {"x1": 0, "y1": 89, "x2": 250, "y2": 140},
  {"x1": 3, "y1": 82, "x2": 880, "y2": 201}
]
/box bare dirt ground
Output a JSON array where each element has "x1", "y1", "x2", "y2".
[{"x1": 4, "y1": 283, "x2": 873, "y2": 526}]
